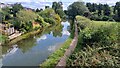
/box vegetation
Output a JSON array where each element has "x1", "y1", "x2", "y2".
[
  {"x1": 1, "y1": 3, "x2": 62, "y2": 45},
  {"x1": 67, "y1": 2, "x2": 88, "y2": 19},
  {"x1": 67, "y1": 16, "x2": 120, "y2": 67},
  {"x1": 0, "y1": 34, "x2": 8, "y2": 44},
  {"x1": 52, "y1": 2, "x2": 66, "y2": 19},
  {"x1": 40, "y1": 37, "x2": 73, "y2": 68},
  {"x1": 86, "y1": 2, "x2": 120, "y2": 22}
]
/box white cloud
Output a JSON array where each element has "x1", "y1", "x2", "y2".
[
  {"x1": 85, "y1": 0, "x2": 119, "y2": 4},
  {"x1": 1, "y1": 0, "x2": 119, "y2": 9},
  {"x1": 36, "y1": 35, "x2": 47, "y2": 42}
]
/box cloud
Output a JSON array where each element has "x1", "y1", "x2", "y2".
[
  {"x1": 36, "y1": 35, "x2": 47, "y2": 42},
  {"x1": 1, "y1": 0, "x2": 119, "y2": 9},
  {"x1": 85, "y1": 0, "x2": 119, "y2": 4}
]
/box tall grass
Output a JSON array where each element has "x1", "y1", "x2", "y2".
[{"x1": 67, "y1": 16, "x2": 120, "y2": 67}]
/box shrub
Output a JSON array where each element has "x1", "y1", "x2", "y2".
[
  {"x1": 44, "y1": 17, "x2": 56, "y2": 24},
  {"x1": 76, "y1": 16, "x2": 91, "y2": 29},
  {"x1": 67, "y1": 44, "x2": 120, "y2": 67},
  {"x1": 102, "y1": 16, "x2": 110, "y2": 21},
  {"x1": 78, "y1": 23, "x2": 117, "y2": 48}
]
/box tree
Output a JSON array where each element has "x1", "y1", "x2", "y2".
[
  {"x1": 12, "y1": 3, "x2": 23, "y2": 17},
  {"x1": 14, "y1": 10, "x2": 39, "y2": 31},
  {"x1": 86, "y1": 3, "x2": 92, "y2": 12},
  {"x1": 1, "y1": 7, "x2": 12, "y2": 20},
  {"x1": 45, "y1": 6, "x2": 50, "y2": 9},
  {"x1": 36, "y1": 8, "x2": 40, "y2": 12},
  {"x1": 67, "y1": 2, "x2": 89, "y2": 19},
  {"x1": 56, "y1": 9, "x2": 65, "y2": 19},
  {"x1": 91, "y1": 3, "x2": 97, "y2": 12},
  {"x1": 97, "y1": 4, "x2": 103, "y2": 16},
  {"x1": 103, "y1": 4, "x2": 111, "y2": 16},
  {"x1": 52, "y1": 1, "x2": 63, "y2": 12}
]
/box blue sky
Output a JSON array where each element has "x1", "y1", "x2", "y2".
[{"x1": 1, "y1": 0, "x2": 120, "y2": 9}]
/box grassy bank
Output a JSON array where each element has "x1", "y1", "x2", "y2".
[
  {"x1": 67, "y1": 16, "x2": 120, "y2": 67},
  {"x1": 5, "y1": 29, "x2": 43, "y2": 46},
  {"x1": 40, "y1": 37, "x2": 73, "y2": 68}
]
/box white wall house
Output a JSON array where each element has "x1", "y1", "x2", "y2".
[{"x1": 0, "y1": 23, "x2": 15, "y2": 35}]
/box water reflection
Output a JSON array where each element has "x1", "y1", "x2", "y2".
[
  {"x1": 1, "y1": 21, "x2": 70, "y2": 66},
  {"x1": 36, "y1": 35, "x2": 47, "y2": 42}
]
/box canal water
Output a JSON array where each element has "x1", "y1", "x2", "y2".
[{"x1": 1, "y1": 21, "x2": 70, "y2": 67}]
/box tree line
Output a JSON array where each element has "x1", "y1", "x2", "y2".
[{"x1": 65, "y1": 1, "x2": 120, "y2": 22}]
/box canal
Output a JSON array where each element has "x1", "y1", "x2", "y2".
[{"x1": 1, "y1": 21, "x2": 70, "y2": 67}]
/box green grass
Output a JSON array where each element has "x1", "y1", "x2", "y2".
[
  {"x1": 7, "y1": 29, "x2": 42, "y2": 46},
  {"x1": 89, "y1": 21, "x2": 117, "y2": 29},
  {"x1": 40, "y1": 37, "x2": 73, "y2": 68},
  {"x1": 0, "y1": 34, "x2": 7, "y2": 44},
  {"x1": 67, "y1": 16, "x2": 120, "y2": 67}
]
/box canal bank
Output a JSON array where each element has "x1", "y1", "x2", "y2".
[
  {"x1": 1, "y1": 21, "x2": 70, "y2": 67},
  {"x1": 40, "y1": 20, "x2": 78, "y2": 67}
]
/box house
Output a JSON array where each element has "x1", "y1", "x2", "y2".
[{"x1": 0, "y1": 22, "x2": 15, "y2": 35}]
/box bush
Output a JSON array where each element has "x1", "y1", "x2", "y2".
[
  {"x1": 76, "y1": 16, "x2": 91, "y2": 29},
  {"x1": 44, "y1": 17, "x2": 56, "y2": 24},
  {"x1": 102, "y1": 16, "x2": 110, "y2": 21},
  {"x1": 35, "y1": 16, "x2": 47, "y2": 27},
  {"x1": 78, "y1": 23, "x2": 117, "y2": 48},
  {"x1": 67, "y1": 44, "x2": 120, "y2": 67},
  {"x1": 67, "y1": 20, "x2": 119, "y2": 67}
]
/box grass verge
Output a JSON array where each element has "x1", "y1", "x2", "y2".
[
  {"x1": 40, "y1": 37, "x2": 73, "y2": 68},
  {"x1": 6, "y1": 29, "x2": 42, "y2": 46}
]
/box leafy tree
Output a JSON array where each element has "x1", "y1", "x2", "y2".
[
  {"x1": 103, "y1": 4, "x2": 111, "y2": 16},
  {"x1": 16, "y1": 10, "x2": 38, "y2": 23},
  {"x1": 1, "y1": 7, "x2": 12, "y2": 20},
  {"x1": 86, "y1": 3, "x2": 92, "y2": 12},
  {"x1": 39, "y1": 8, "x2": 55, "y2": 18},
  {"x1": 12, "y1": 3, "x2": 24, "y2": 17},
  {"x1": 91, "y1": 3, "x2": 97, "y2": 12},
  {"x1": 36, "y1": 8, "x2": 41, "y2": 12},
  {"x1": 52, "y1": 1, "x2": 63, "y2": 12},
  {"x1": 67, "y1": 2, "x2": 88, "y2": 19},
  {"x1": 56, "y1": 9, "x2": 65, "y2": 19},
  {"x1": 44, "y1": 17, "x2": 56, "y2": 24},
  {"x1": 14, "y1": 10, "x2": 39, "y2": 31},
  {"x1": 97, "y1": 4, "x2": 103, "y2": 16},
  {"x1": 45, "y1": 6, "x2": 50, "y2": 9}
]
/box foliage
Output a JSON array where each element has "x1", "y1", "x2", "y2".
[
  {"x1": 44, "y1": 17, "x2": 56, "y2": 24},
  {"x1": 0, "y1": 34, "x2": 8, "y2": 44},
  {"x1": 52, "y1": 2, "x2": 63, "y2": 12},
  {"x1": 56, "y1": 9, "x2": 66, "y2": 19},
  {"x1": 67, "y1": 44, "x2": 120, "y2": 67},
  {"x1": 1, "y1": 7, "x2": 12, "y2": 20},
  {"x1": 16, "y1": 10, "x2": 38, "y2": 23},
  {"x1": 11, "y1": 3, "x2": 24, "y2": 17},
  {"x1": 39, "y1": 8, "x2": 55, "y2": 18},
  {"x1": 67, "y1": 18, "x2": 119, "y2": 67},
  {"x1": 52, "y1": 14, "x2": 61, "y2": 23},
  {"x1": 86, "y1": 2, "x2": 120, "y2": 22},
  {"x1": 15, "y1": 10, "x2": 39, "y2": 32},
  {"x1": 35, "y1": 16, "x2": 47, "y2": 27},
  {"x1": 67, "y1": 2, "x2": 89, "y2": 19},
  {"x1": 76, "y1": 16, "x2": 91, "y2": 29}
]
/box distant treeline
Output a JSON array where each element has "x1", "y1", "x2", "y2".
[{"x1": 86, "y1": 2, "x2": 120, "y2": 22}]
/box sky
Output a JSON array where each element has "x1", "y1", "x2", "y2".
[{"x1": 0, "y1": 0, "x2": 120, "y2": 9}]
